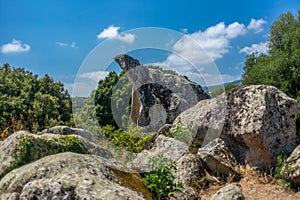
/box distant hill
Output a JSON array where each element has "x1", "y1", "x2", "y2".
[{"x1": 202, "y1": 79, "x2": 241, "y2": 93}]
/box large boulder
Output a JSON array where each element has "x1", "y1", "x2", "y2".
[
  {"x1": 0, "y1": 131, "x2": 112, "y2": 179},
  {"x1": 172, "y1": 85, "x2": 299, "y2": 169},
  {"x1": 114, "y1": 54, "x2": 209, "y2": 131},
  {"x1": 281, "y1": 145, "x2": 300, "y2": 185},
  {"x1": 127, "y1": 135, "x2": 189, "y2": 173},
  {"x1": 0, "y1": 152, "x2": 152, "y2": 200}
]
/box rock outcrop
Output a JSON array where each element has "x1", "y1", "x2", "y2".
[
  {"x1": 114, "y1": 54, "x2": 209, "y2": 131},
  {"x1": 0, "y1": 131, "x2": 112, "y2": 179},
  {"x1": 282, "y1": 144, "x2": 300, "y2": 185},
  {"x1": 172, "y1": 85, "x2": 299, "y2": 169},
  {"x1": 0, "y1": 152, "x2": 152, "y2": 200},
  {"x1": 128, "y1": 135, "x2": 189, "y2": 173},
  {"x1": 198, "y1": 138, "x2": 240, "y2": 177},
  {"x1": 210, "y1": 183, "x2": 245, "y2": 200}
]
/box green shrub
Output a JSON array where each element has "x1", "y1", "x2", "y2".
[
  {"x1": 142, "y1": 155, "x2": 183, "y2": 200},
  {"x1": 274, "y1": 155, "x2": 291, "y2": 186},
  {"x1": 101, "y1": 125, "x2": 153, "y2": 153}
]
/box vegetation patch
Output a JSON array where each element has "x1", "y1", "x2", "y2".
[
  {"x1": 142, "y1": 155, "x2": 183, "y2": 200},
  {"x1": 5, "y1": 135, "x2": 87, "y2": 175}
]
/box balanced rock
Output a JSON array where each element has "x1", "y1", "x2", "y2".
[
  {"x1": 0, "y1": 152, "x2": 151, "y2": 200},
  {"x1": 172, "y1": 85, "x2": 299, "y2": 169},
  {"x1": 114, "y1": 54, "x2": 209, "y2": 131}
]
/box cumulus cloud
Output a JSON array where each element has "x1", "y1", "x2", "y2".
[
  {"x1": 1, "y1": 39, "x2": 31, "y2": 53},
  {"x1": 240, "y1": 42, "x2": 269, "y2": 55},
  {"x1": 56, "y1": 41, "x2": 78, "y2": 48},
  {"x1": 97, "y1": 25, "x2": 135, "y2": 43},
  {"x1": 247, "y1": 18, "x2": 267, "y2": 33}
]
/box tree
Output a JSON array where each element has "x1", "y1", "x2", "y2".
[
  {"x1": 0, "y1": 64, "x2": 73, "y2": 139},
  {"x1": 242, "y1": 10, "x2": 300, "y2": 102}
]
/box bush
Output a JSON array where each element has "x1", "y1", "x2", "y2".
[
  {"x1": 101, "y1": 125, "x2": 153, "y2": 153},
  {"x1": 142, "y1": 155, "x2": 183, "y2": 200}
]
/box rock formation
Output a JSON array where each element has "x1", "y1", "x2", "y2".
[
  {"x1": 282, "y1": 144, "x2": 300, "y2": 185},
  {"x1": 114, "y1": 54, "x2": 210, "y2": 131},
  {"x1": 172, "y1": 85, "x2": 299, "y2": 169},
  {"x1": 0, "y1": 152, "x2": 151, "y2": 200},
  {"x1": 210, "y1": 184, "x2": 245, "y2": 200}
]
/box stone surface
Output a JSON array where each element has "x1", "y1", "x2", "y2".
[
  {"x1": 210, "y1": 183, "x2": 245, "y2": 200},
  {"x1": 127, "y1": 135, "x2": 189, "y2": 173},
  {"x1": 40, "y1": 125, "x2": 105, "y2": 144},
  {"x1": 114, "y1": 54, "x2": 209, "y2": 131},
  {"x1": 198, "y1": 138, "x2": 240, "y2": 176},
  {"x1": 173, "y1": 153, "x2": 204, "y2": 200},
  {"x1": 172, "y1": 85, "x2": 299, "y2": 169},
  {"x1": 0, "y1": 131, "x2": 112, "y2": 179},
  {"x1": 282, "y1": 145, "x2": 300, "y2": 185},
  {"x1": 0, "y1": 152, "x2": 152, "y2": 200}
]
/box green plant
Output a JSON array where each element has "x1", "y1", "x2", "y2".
[
  {"x1": 274, "y1": 155, "x2": 291, "y2": 186},
  {"x1": 101, "y1": 125, "x2": 153, "y2": 153},
  {"x1": 142, "y1": 155, "x2": 183, "y2": 200},
  {"x1": 166, "y1": 119, "x2": 193, "y2": 145}
]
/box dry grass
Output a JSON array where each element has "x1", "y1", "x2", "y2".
[{"x1": 200, "y1": 165, "x2": 300, "y2": 200}]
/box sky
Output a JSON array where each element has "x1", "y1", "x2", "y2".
[{"x1": 0, "y1": 0, "x2": 299, "y2": 96}]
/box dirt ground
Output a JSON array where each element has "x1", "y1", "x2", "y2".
[{"x1": 200, "y1": 166, "x2": 300, "y2": 200}]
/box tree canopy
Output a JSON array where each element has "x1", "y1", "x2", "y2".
[
  {"x1": 242, "y1": 10, "x2": 300, "y2": 102},
  {"x1": 0, "y1": 64, "x2": 73, "y2": 139}
]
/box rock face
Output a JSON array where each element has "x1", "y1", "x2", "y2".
[
  {"x1": 172, "y1": 85, "x2": 299, "y2": 169},
  {"x1": 173, "y1": 153, "x2": 204, "y2": 200},
  {"x1": 0, "y1": 131, "x2": 112, "y2": 179},
  {"x1": 198, "y1": 138, "x2": 240, "y2": 177},
  {"x1": 282, "y1": 145, "x2": 300, "y2": 185},
  {"x1": 210, "y1": 183, "x2": 245, "y2": 200},
  {"x1": 114, "y1": 54, "x2": 210, "y2": 131},
  {"x1": 127, "y1": 135, "x2": 189, "y2": 173},
  {"x1": 0, "y1": 152, "x2": 152, "y2": 200}
]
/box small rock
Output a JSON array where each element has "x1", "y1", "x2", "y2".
[
  {"x1": 198, "y1": 138, "x2": 240, "y2": 177},
  {"x1": 210, "y1": 183, "x2": 245, "y2": 200}
]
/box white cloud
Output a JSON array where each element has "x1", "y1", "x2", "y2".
[
  {"x1": 97, "y1": 25, "x2": 135, "y2": 43},
  {"x1": 78, "y1": 71, "x2": 109, "y2": 82},
  {"x1": 247, "y1": 18, "x2": 267, "y2": 33},
  {"x1": 56, "y1": 41, "x2": 78, "y2": 48},
  {"x1": 1, "y1": 39, "x2": 31, "y2": 53},
  {"x1": 240, "y1": 42, "x2": 269, "y2": 55}
]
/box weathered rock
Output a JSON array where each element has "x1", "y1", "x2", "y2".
[
  {"x1": 173, "y1": 153, "x2": 204, "y2": 200},
  {"x1": 198, "y1": 138, "x2": 240, "y2": 177},
  {"x1": 210, "y1": 183, "x2": 245, "y2": 200},
  {"x1": 114, "y1": 54, "x2": 209, "y2": 131},
  {"x1": 281, "y1": 145, "x2": 300, "y2": 185},
  {"x1": 0, "y1": 131, "x2": 112, "y2": 179},
  {"x1": 0, "y1": 152, "x2": 152, "y2": 200},
  {"x1": 127, "y1": 135, "x2": 189, "y2": 173},
  {"x1": 40, "y1": 125, "x2": 105, "y2": 144},
  {"x1": 172, "y1": 85, "x2": 299, "y2": 169}
]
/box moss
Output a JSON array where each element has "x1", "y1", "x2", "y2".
[
  {"x1": 110, "y1": 167, "x2": 153, "y2": 200},
  {"x1": 1, "y1": 174, "x2": 16, "y2": 191},
  {"x1": 5, "y1": 135, "x2": 88, "y2": 176}
]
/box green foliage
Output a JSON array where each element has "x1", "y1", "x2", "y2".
[
  {"x1": 142, "y1": 155, "x2": 183, "y2": 200},
  {"x1": 0, "y1": 64, "x2": 73, "y2": 138},
  {"x1": 5, "y1": 135, "x2": 87, "y2": 175},
  {"x1": 166, "y1": 119, "x2": 193, "y2": 144},
  {"x1": 101, "y1": 125, "x2": 152, "y2": 153},
  {"x1": 242, "y1": 10, "x2": 300, "y2": 100},
  {"x1": 274, "y1": 155, "x2": 291, "y2": 186}
]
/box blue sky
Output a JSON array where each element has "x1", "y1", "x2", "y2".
[{"x1": 0, "y1": 0, "x2": 299, "y2": 96}]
